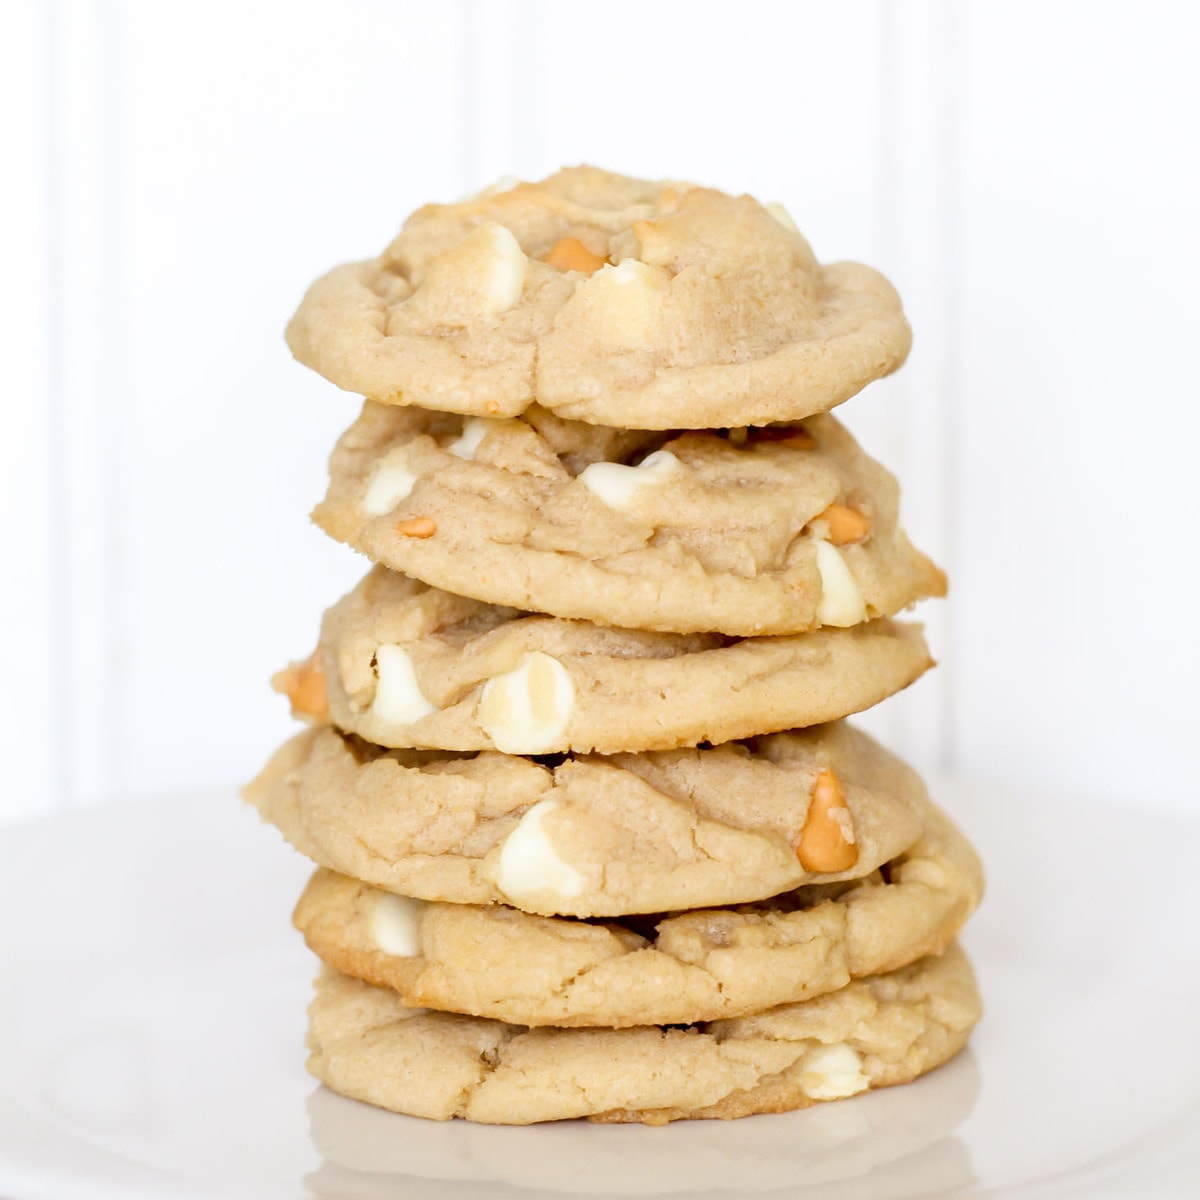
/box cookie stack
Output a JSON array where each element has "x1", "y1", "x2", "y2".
[{"x1": 245, "y1": 167, "x2": 984, "y2": 1125}]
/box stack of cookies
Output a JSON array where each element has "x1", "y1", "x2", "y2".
[{"x1": 245, "y1": 167, "x2": 984, "y2": 1125}]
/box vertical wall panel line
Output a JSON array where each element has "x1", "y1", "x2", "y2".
[
  {"x1": 871, "y1": 0, "x2": 961, "y2": 773},
  {"x1": 457, "y1": 0, "x2": 540, "y2": 189},
  {"x1": 0, "y1": 0, "x2": 59, "y2": 820},
  {"x1": 941, "y1": 0, "x2": 966, "y2": 777},
  {"x1": 457, "y1": 0, "x2": 477, "y2": 195},
  {"x1": 95, "y1": 0, "x2": 129, "y2": 801},
  {"x1": 41, "y1": 0, "x2": 126, "y2": 808},
  {"x1": 40, "y1": 0, "x2": 71, "y2": 814},
  {"x1": 512, "y1": 3, "x2": 541, "y2": 176}
]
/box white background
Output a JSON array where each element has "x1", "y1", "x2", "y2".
[{"x1": 2, "y1": 0, "x2": 1198, "y2": 825}]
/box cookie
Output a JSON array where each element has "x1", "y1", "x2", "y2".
[
  {"x1": 277, "y1": 566, "x2": 933, "y2": 754},
  {"x1": 314, "y1": 405, "x2": 945, "y2": 637},
  {"x1": 293, "y1": 801, "x2": 982, "y2": 1027},
  {"x1": 307, "y1": 1047, "x2": 982, "y2": 1197},
  {"x1": 304, "y1": 944, "x2": 980, "y2": 1124},
  {"x1": 284, "y1": 167, "x2": 911, "y2": 430},
  {"x1": 242, "y1": 721, "x2": 928, "y2": 917}
]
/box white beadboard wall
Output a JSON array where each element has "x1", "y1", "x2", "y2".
[{"x1": 2, "y1": 0, "x2": 1198, "y2": 824}]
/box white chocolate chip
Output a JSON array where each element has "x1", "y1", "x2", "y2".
[
  {"x1": 495, "y1": 799, "x2": 584, "y2": 903},
  {"x1": 447, "y1": 417, "x2": 493, "y2": 460},
  {"x1": 369, "y1": 893, "x2": 423, "y2": 958},
  {"x1": 476, "y1": 652, "x2": 575, "y2": 754},
  {"x1": 830, "y1": 807, "x2": 857, "y2": 845},
  {"x1": 815, "y1": 539, "x2": 867, "y2": 627},
  {"x1": 609, "y1": 258, "x2": 658, "y2": 286},
  {"x1": 800, "y1": 1044, "x2": 869, "y2": 1100},
  {"x1": 578, "y1": 449, "x2": 683, "y2": 512},
  {"x1": 470, "y1": 175, "x2": 520, "y2": 199},
  {"x1": 410, "y1": 221, "x2": 527, "y2": 318},
  {"x1": 371, "y1": 644, "x2": 437, "y2": 726},
  {"x1": 362, "y1": 449, "x2": 418, "y2": 516},
  {"x1": 578, "y1": 258, "x2": 668, "y2": 343},
  {"x1": 898, "y1": 858, "x2": 948, "y2": 889},
  {"x1": 766, "y1": 201, "x2": 800, "y2": 233},
  {"x1": 475, "y1": 223, "x2": 527, "y2": 312}
]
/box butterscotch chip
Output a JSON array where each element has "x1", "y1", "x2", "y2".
[
  {"x1": 242, "y1": 720, "x2": 928, "y2": 918},
  {"x1": 271, "y1": 650, "x2": 328, "y2": 720},
  {"x1": 314, "y1": 404, "x2": 945, "y2": 637},
  {"x1": 284, "y1": 566, "x2": 933, "y2": 753},
  {"x1": 395, "y1": 516, "x2": 436, "y2": 538},
  {"x1": 810, "y1": 503, "x2": 872, "y2": 545},
  {"x1": 749, "y1": 426, "x2": 815, "y2": 448},
  {"x1": 796, "y1": 767, "x2": 860, "y2": 873},
  {"x1": 293, "y1": 801, "x2": 983, "y2": 1027},
  {"x1": 285, "y1": 166, "x2": 911, "y2": 429},
  {"x1": 304, "y1": 945, "x2": 981, "y2": 1124},
  {"x1": 545, "y1": 236, "x2": 606, "y2": 275}
]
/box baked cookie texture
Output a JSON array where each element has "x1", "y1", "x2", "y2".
[
  {"x1": 254, "y1": 163, "x2": 980, "y2": 1125},
  {"x1": 293, "y1": 801, "x2": 983, "y2": 1027},
  {"x1": 276, "y1": 566, "x2": 933, "y2": 753},
  {"x1": 304, "y1": 944, "x2": 980, "y2": 1125},
  {"x1": 314, "y1": 404, "x2": 945, "y2": 636},
  {"x1": 244, "y1": 720, "x2": 930, "y2": 917},
  {"x1": 306, "y1": 1052, "x2": 983, "y2": 1193},
  {"x1": 285, "y1": 167, "x2": 911, "y2": 430}
]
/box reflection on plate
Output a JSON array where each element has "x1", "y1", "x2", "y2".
[
  {"x1": 0, "y1": 782, "x2": 1197, "y2": 1199},
  {"x1": 306, "y1": 1050, "x2": 980, "y2": 1198}
]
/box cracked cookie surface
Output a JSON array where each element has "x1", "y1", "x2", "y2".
[
  {"x1": 305, "y1": 944, "x2": 980, "y2": 1124},
  {"x1": 285, "y1": 166, "x2": 911, "y2": 430},
  {"x1": 243, "y1": 721, "x2": 928, "y2": 917},
  {"x1": 315, "y1": 405, "x2": 945, "y2": 636},
  {"x1": 293, "y1": 801, "x2": 982, "y2": 1027},
  {"x1": 277, "y1": 565, "x2": 933, "y2": 753},
  {"x1": 306, "y1": 1049, "x2": 983, "y2": 1194}
]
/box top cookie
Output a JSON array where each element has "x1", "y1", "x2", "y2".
[{"x1": 285, "y1": 167, "x2": 911, "y2": 429}]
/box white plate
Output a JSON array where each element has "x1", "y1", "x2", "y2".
[{"x1": 0, "y1": 781, "x2": 1197, "y2": 1199}]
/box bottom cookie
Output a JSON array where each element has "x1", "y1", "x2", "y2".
[{"x1": 305, "y1": 944, "x2": 980, "y2": 1125}]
